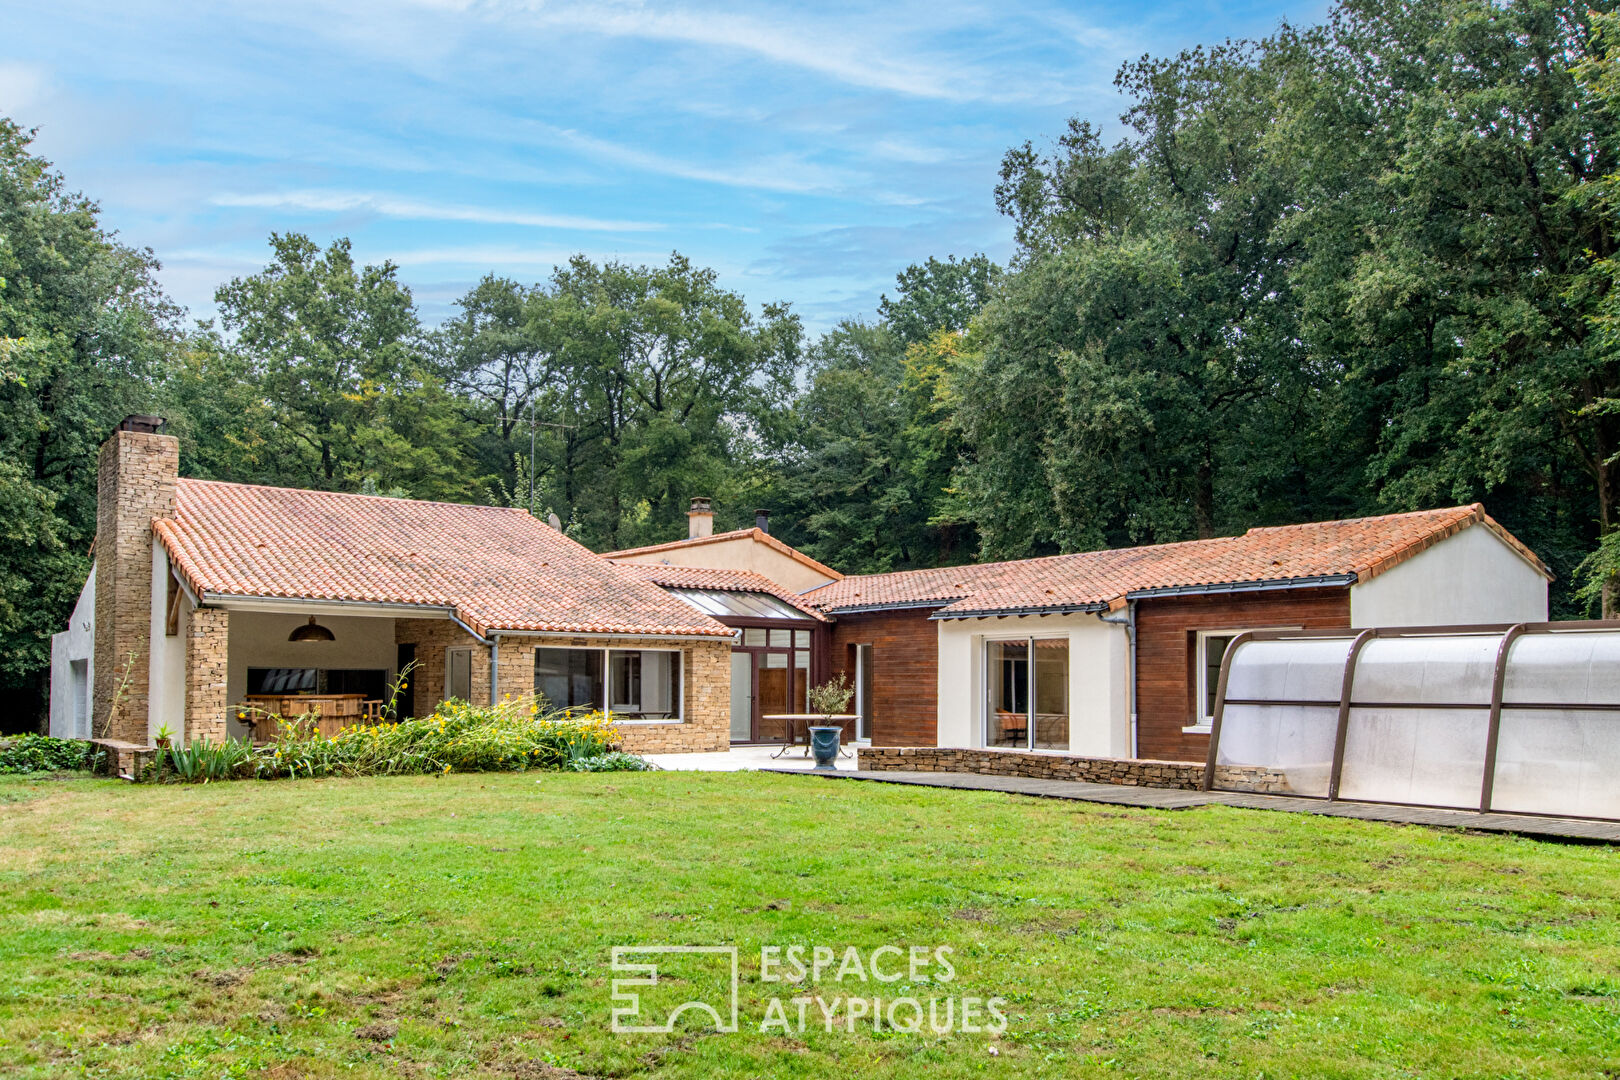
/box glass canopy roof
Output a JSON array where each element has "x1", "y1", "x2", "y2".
[{"x1": 668, "y1": 588, "x2": 809, "y2": 621}]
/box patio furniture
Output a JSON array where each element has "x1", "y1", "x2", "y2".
[
  {"x1": 763, "y1": 714, "x2": 858, "y2": 760},
  {"x1": 241, "y1": 693, "x2": 367, "y2": 739}
]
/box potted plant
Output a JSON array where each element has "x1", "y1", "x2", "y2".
[
  {"x1": 805, "y1": 674, "x2": 856, "y2": 770},
  {"x1": 153, "y1": 723, "x2": 173, "y2": 750}
]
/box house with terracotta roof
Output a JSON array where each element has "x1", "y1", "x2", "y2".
[
  {"x1": 50, "y1": 419, "x2": 736, "y2": 753},
  {"x1": 608, "y1": 497, "x2": 1552, "y2": 762},
  {"x1": 51, "y1": 418, "x2": 1555, "y2": 767},
  {"x1": 602, "y1": 500, "x2": 843, "y2": 743},
  {"x1": 805, "y1": 505, "x2": 1552, "y2": 761}
]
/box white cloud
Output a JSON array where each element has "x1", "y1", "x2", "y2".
[
  {"x1": 0, "y1": 62, "x2": 51, "y2": 113},
  {"x1": 529, "y1": 123, "x2": 861, "y2": 195},
  {"x1": 209, "y1": 190, "x2": 664, "y2": 232}
]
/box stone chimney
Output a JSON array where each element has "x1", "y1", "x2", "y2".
[
  {"x1": 93, "y1": 416, "x2": 178, "y2": 743},
  {"x1": 755, "y1": 509, "x2": 770, "y2": 534},
  {"x1": 688, "y1": 496, "x2": 714, "y2": 539}
]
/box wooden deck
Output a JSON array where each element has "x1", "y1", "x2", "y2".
[{"x1": 770, "y1": 768, "x2": 1620, "y2": 844}]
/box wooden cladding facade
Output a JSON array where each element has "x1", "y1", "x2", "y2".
[
  {"x1": 828, "y1": 606, "x2": 941, "y2": 747},
  {"x1": 1134, "y1": 586, "x2": 1352, "y2": 762}
]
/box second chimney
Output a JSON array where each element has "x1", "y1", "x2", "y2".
[
  {"x1": 688, "y1": 496, "x2": 714, "y2": 539},
  {"x1": 755, "y1": 509, "x2": 770, "y2": 534}
]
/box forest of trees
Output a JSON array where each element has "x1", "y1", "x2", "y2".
[{"x1": 6, "y1": 0, "x2": 1620, "y2": 725}]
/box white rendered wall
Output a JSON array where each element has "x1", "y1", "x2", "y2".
[
  {"x1": 148, "y1": 546, "x2": 188, "y2": 742},
  {"x1": 1350, "y1": 523, "x2": 1549, "y2": 628},
  {"x1": 48, "y1": 566, "x2": 96, "y2": 739},
  {"x1": 936, "y1": 612, "x2": 1128, "y2": 756}
]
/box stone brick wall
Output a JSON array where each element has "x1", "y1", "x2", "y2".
[
  {"x1": 856, "y1": 746, "x2": 1295, "y2": 794},
  {"x1": 93, "y1": 429, "x2": 179, "y2": 744},
  {"x1": 395, "y1": 619, "x2": 490, "y2": 712},
  {"x1": 184, "y1": 608, "x2": 231, "y2": 742},
  {"x1": 495, "y1": 635, "x2": 731, "y2": 754}
]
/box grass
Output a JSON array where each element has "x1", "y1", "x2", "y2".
[{"x1": 1, "y1": 771, "x2": 1618, "y2": 1079}]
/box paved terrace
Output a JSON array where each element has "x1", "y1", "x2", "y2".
[{"x1": 767, "y1": 768, "x2": 1620, "y2": 845}]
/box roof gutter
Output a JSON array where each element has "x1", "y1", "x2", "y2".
[
  {"x1": 490, "y1": 628, "x2": 739, "y2": 644},
  {"x1": 930, "y1": 602, "x2": 1108, "y2": 621},
  {"x1": 199, "y1": 592, "x2": 460, "y2": 619},
  {"x1": 1124, "y1": 573, "x2": 1357, "y2": 600},
  {"x1": 821, "y1": 600, "x2": 949, "y2": 616},
  {"x1": 195, "y1": 593, "x2": 729, "y2": 645}
]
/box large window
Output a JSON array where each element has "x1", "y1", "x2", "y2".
[
  {"x1": 985, "y1": 637, "x2": 1069, "y2": 750},
  {"x1": 534, "y1": 647, "x2": 683, "y2": 721},
  {"x1": 246, "y1": 667, "x2": 389, "y2": 699}
]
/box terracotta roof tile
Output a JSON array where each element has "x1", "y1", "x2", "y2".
[
  {"x1": 614, "y1": 563, "x2": 830, "y2": 621},
  {"x1": 804, "y1": 505, "x2": 1549, "y2": 617},
  {"x1": 154, "y1": 479, "x2": 731, "y2": 638}
]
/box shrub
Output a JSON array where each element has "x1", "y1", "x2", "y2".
[
  {"x1": 255, "y1": 695, "x2": 625, "y2": 780},
  {"x1": 167, "y1": 738, "x2": 254, "y2": 783},
  {"x1": 0, "y1": 734, "x2": 91, "y2": 774}
]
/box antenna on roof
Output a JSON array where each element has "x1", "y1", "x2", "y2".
[{"x1": 547, "y1": 512, "x2": 563, "y2": 531}]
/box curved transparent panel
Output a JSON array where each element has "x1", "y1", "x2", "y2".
[
  {"x1": 1225, "y1": 638, "x2": 1356, "y2": 703},
  {"x1": 1501, "y1": 632, "x2": 1620, "y2": 706},
  {"x1": 1337, "y1": 705, "x2": 1489, "y2": 808},
  {"x1": 1212, "y1": 628, "x2": 1620, "y2": 819},
  {"x1": 1216, "y1": 702, "x2": 1338, "y2": 795},
  {"x1": 1352, "y1": 636, "x2": 1498, "y2": 706},
  {"x1": 1491, "y1": 707, "x2": 1620, "y2": 818}
]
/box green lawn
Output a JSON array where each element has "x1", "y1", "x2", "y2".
[{"x1": 2, "y1": 770, "x2": 1618, "y2": 1079}]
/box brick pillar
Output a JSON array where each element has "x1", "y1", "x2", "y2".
[
  {"x1": 185, "y1": 608, "x2": 230, "y2": 743},
  {"x1": 93, "y1": 424, "x2": 179, "y2": 743},
  {"x1": 496, "y1": 638, "x2": 535, "y2": 704}
]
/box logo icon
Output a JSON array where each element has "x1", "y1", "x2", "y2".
[{"x1": 610, "y1": 945, "x2": 740, "y2": 1033}]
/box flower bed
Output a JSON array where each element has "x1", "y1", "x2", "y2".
[{"x1": 162, "y1": 695, "x2": 651, "y2": 783}]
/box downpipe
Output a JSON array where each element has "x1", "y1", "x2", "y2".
[{"x1": 1099, "y1": 601, "x2": 1138, "y2": 758}]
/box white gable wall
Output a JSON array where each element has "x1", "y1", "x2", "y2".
[
  {"x1": 612, "y1": 536, "x2": 838, "y2": 594},
  {"x1": 148, "y1": 544, "x2": 188, "y2": 742},
  {"x1": 48, "y1": 566, "x2": 96, "y2": 739},
  {"x1": 1350, "y1": 524, "x2": 1549, "y2": 628}
]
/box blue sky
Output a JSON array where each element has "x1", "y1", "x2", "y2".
[{"x1": 2, "y1": 0, "x2": 1322, "y2": 333}]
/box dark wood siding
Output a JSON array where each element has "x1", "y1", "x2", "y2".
[
  {"x1": 829, "y1": 607, "x2": 940, "y2": 747},
  {"x1": 1135, "y1": 587, "x2": 1350, "y2": 762}
]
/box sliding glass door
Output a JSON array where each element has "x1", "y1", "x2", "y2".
[{"x1": 984, "y1": 637, "x2": 1069, "y2": 751}]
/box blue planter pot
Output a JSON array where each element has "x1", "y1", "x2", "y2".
[{"x1": 809, "y1": 725, "x2": 842, "y2": 769}]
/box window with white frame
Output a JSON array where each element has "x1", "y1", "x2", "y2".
[
  {"x1": 534, "y1": 646, "x2": 683, "y2": 722},
  {"x1": 1189, "y1": 628, "x2": 1298, "y2": 732}
]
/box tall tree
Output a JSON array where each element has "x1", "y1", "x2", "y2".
[
  {"x1": 958, "y1": 42, "x2": 1315, "y2": 558},
  {"x1": 878, "y1": 254, "x2": 998, "y2": 345},
  {"x1": 1280, "y1": 0, "x2": 1618, "y2": 614},
  {"x1": 438, "y1": 254, "x2": 801, "y2": 550},
  {"x1": 0, "y1": 119, "x2": 178, "y2": 727},
  {"x1": 174, "y1": 234, "x2": 484, "y2": 501}
]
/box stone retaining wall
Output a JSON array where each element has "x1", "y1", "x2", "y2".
[{"x1": 856, "y1": 746, "x2": 1294, "y2": 794}]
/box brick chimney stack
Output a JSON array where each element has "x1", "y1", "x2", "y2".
[
  {"x1": 688, "y1": 496, "x2": 714, "y2": 539},
  {"x1": 93, "y1": 416, "x2": 178, "y2": 743}
]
